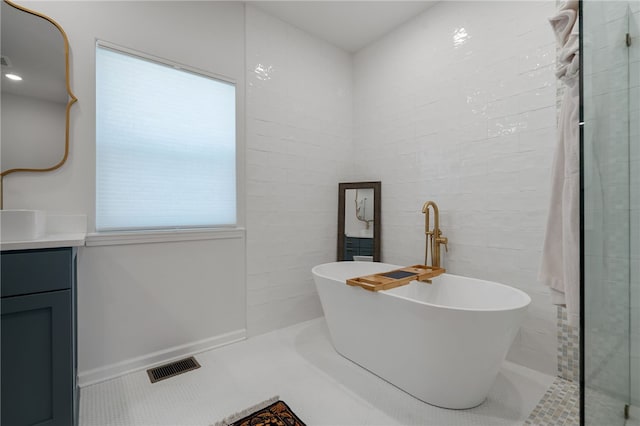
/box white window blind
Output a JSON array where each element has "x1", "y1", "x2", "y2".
[{"x1": 96, "y1": 43, "x2": 236, "y2": 231}]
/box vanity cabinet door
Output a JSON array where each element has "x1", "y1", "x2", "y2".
[
  {"x1": 359, "y1": 238, "x2": 374, "y2": 256},
  {"x1": 1, "y1": 290, "x2": 73, "y2": 426},
  {"x1": 344, "y1": 237, "x2": 358, "y2": 261}
]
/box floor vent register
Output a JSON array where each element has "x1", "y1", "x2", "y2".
[{"x1": 147, "y1": 356, "x2": 201, "y2": 383}]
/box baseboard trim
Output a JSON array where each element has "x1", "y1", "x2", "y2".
[{"x1": 78, "y1": 328, "x2": 246, "y2": 387}]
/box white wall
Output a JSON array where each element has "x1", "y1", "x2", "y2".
[
  {"x1": 4, "y1": 1, "x2": 247, "y2": 385},
  {"x1": 353, "y1": 1, "x2": 558, "y2": 374},
  {"x1": 244, "y1": 6, "x2": 353, "y2": 336},
  {"x1": 3, "y1": 0, "x2": 562, "y2": 382},
  {"x1": 1, "y1": 93, "x2": 67, "y2": 170}
]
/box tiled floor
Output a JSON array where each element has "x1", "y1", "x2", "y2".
[
  {"x1": 524, "y1": 377, "x2": 579, "y2": 425},
  {"x1": 80, "y1": 318, "x2": 555, "y2": 426}
]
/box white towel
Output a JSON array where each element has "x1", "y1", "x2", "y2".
[
  {"x1": 539, "y1": 3, "x2": 580, "y2": 327},
  {"x1": 559, "y1": 0, "x2": 579, "y2": 12},
  {"x1": 549, "y1": 9, "x2": 576, "y2": 47},
  {"x1": 550, "y1": 8, "x2": 580, "y2": 82}
]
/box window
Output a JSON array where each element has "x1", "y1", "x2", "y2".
[{"x1": 95, "y1": 42, "x2": 236, "y2": 231}]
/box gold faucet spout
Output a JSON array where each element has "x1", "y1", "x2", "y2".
[{"x1": 422, "y1": 201, "x2": 447, "y2": 268}]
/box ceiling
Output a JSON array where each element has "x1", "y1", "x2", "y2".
[{"x1": 247, "y1": 1, "x2": 437, "y2": 53}]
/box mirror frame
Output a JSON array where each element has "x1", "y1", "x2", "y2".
[
  {"x1": 337, "y1": 181, "x2": 381, "y2": 262},
  {"x1": 1, "y1": 0, "x2": 77, "y2": 178}
]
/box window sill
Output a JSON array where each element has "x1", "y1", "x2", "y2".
[{"x1": 85, "y1": 227, "x2": 245, "y2": 247}]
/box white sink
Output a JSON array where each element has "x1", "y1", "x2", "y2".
[{"x1": 0, "y1": 210, "x2": 47, "y2": 242}]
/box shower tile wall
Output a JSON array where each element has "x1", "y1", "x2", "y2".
[
  {"x1": 554, "y1": 0, "x2": 579, "y2": 385},
  {"x1": 557, "y1": 307, "x2": 579, "y2": 382},
  {"x1": 353, "y1": 0, "x2": 558, "y2": 374},
  {"x1": 244, "y1": 6, "x2": 353, "y2": 336}
]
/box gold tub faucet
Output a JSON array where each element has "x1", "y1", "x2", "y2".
[{"x1": 422, "y1": 201, "x2": 448, "y2": 268}]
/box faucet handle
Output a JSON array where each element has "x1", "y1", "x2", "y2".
[{"x1": 436, "y1": 236, "x2": 448, "y2": 253}]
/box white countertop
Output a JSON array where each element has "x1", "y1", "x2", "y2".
[
  {"x1": 1, "y1": 213, "x2": 87, "y2": 251},
  {"x1": 346, "y1": 233, "x2": 374, "y2": 239},
  {"x1": 1, "y1": 232, "x2": 86, "y2": 251}
]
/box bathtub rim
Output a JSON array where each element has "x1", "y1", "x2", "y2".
[{"x1": 312, "y1": 261, "x2": 532, "y2": 313}]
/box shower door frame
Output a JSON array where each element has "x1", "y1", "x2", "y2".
[{"x1": 580, "y1": 1, "x2": 634, "y2": 424}]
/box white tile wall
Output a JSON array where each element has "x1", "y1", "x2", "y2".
[
  {"x1": 245, "y1": 6, "x2": 354, "y2": 336},
  {"x1": 353, "y1": 1, "x2": 558, "y2": 375},
  {"x1": 245, "y1": 1, "x2": 566, "y2": 376}
]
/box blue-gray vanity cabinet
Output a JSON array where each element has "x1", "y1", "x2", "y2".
[
  {"x1": 344, "y1": 236, "x2": 374, "y2": 260},
  {"x1": 344, "y1": 236, "x2": 357, "y2": 260},
  {"x1": 1, "y1": 247, "x2": 78, "y2": 426}
]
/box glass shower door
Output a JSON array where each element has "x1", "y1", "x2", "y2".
[{"x1": 582, "y1": 2, "x2": 633, "y2": 424}]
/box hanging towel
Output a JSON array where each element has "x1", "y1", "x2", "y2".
[
  {"x1": 559, "y1": 0, "x2": 579, "y2": 12},
  {"x1": 549, "y1": 9, "x2": 576, "y2": 48},
  {"x1": 539, "y1": 2, "x2": 580, "y2": 327}
]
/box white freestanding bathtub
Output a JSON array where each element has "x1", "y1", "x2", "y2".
[{"x1": 311, "y1": 261, "x2": 531, "y2": 409}]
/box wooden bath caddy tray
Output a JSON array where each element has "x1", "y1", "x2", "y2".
[{"x1": 346, "y1": 265, "x2": 445, "y2": 292}]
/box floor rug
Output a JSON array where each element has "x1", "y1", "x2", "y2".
[{"x1": 213, "y1": 396, "x2": 306, "y2": 426}]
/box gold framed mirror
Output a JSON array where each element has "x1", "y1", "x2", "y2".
[
  {"x1": 1, "y1": 0, "x2": 77, "y2": 204},
  {"x1": 337, "y1": 181, "x2": 381, "y2": 262}
]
